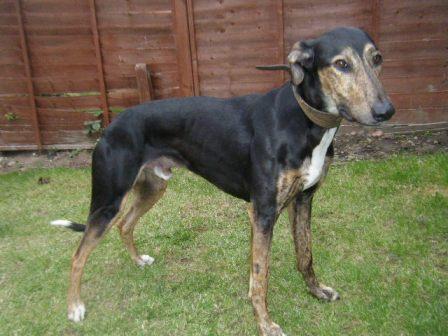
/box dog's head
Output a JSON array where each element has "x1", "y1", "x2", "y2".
[
  {"x1": 289, "y1": 27, "x2": 394, "y2": 125},
  {"x1": 266, "y1": 27, "x2": 395, "y2": 125}
]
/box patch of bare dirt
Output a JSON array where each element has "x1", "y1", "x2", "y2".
[{"x1": 1, "y1": 130, "x2": 447, "y2": 174}]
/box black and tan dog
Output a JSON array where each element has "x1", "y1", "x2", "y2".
[{"x1": 51, "y1": 27, "x2": 394, "y2": 335}]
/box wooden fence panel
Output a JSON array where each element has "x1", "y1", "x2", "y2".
[
  {"x1": 96, "y1": 0, "x2": 179, "y2": 111},
  {"x1": 0, "y1": 0, "x2": 446, "y2": 150},
  {"x1": 192, "y1": 0, "x2": 283, "y2": 97},
  {"x1": 0, "y1": 0, "x2": 37, "y2": 148},
  {"x1": 380, "y1": 0, "x2": 448, "y2": 123}
]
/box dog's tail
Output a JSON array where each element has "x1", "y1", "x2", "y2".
[{"x1": 50, "y1": 219, "x2": 86, "y2": 232}]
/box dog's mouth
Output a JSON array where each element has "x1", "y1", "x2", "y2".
[
  {"x1": 338, "y1": 105, "x2": 381, "y2": 126},
  {"x1": 338, "y1": 105, "x2": 355, "y2": 122}
]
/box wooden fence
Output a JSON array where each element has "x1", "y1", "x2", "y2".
[{"x1": 1, "y1": 0, "x2": 447, "y2": 150}]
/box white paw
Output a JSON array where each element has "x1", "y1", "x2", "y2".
[
  {"x1": 137, "y1": 254, "x2": 154, "y2": 267},
  {"x1": 312, "y1": 285, "x2": 340, "y2": 301},
  {"x1": 68, "y1": 303, "x2": 85, "y2": 322}
]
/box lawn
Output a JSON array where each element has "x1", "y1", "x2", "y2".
[{"x1": 0, "y1": 153, "x2": 447, "y2": 335}]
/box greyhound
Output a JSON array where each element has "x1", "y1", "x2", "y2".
[{"x1": 51, "y1": 27, "x2": 394, "y2": 336}]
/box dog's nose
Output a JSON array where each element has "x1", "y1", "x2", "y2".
[{"x1": 372, "y1": 100, "x2": 395, "y2": 122}]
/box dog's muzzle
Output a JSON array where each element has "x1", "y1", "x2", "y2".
[{"x1": 372, "y1": 100, "x2": 395, "y2": 122}]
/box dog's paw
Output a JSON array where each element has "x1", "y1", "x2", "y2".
[
  {"x1": 136, "y1": 254, "x2": 155, "y2": 267},
  {"x1": 260, "y1": 322, "x2": 287, "y2": 336},
  {"x1": 68, "y1": 302, "x2": 85, "y2": 322},
  {"x1": 310, "y1": 284, "x2": 340, "y2": 302}
]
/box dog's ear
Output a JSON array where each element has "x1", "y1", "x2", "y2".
[{"x1": 287, "y1": 42, "x2": 314, "y2": 86}]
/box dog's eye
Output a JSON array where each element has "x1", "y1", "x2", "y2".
[
  {"x1": 334, "y1": 59, "x2": 349, "y2": 70},
  {"x1": 372, "y1": 53, "x2": 383, "y2": 66}
]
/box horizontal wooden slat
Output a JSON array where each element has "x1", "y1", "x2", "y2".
[
  {"x1": 0, "y1": 78, "x2": 28, "y2": 94},
  {"x1": 40, "y1": 130, "x2": 94, "y2": 145},
  {"x1": 95, "y1": 0, "x2": 171, "y2": 14},
  {"x1": 33, "y1": 78, "x2": 99, "y2": 94},
  {"x1": 383, "y1": 76, "x2": 448, "y2": 94},
  {"x1": 21, "y1": 0, "x2": 90, "y2": 13},
  {"x1": 390, "y1": 92, "x2": 448, "y2": 110},
  {"x1": 35, "y1": 95, "x2": 101, "y2": 109}
]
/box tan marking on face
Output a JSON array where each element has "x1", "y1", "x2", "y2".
[{"x1": 318, "y1": 43, "x2": 388, "y2": 124}]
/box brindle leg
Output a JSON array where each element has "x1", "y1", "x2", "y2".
[
  {"x1": 287, "y1": 193, "x2": 339, "y2": 301},
  {"x1": 68, "y1": 201, "x2": 126, "y2": 322},
  {"x1": 248, "y1": 206, "x2": 286, "y2": 336},
  {"x1": 117, "y1": 168, "x2": 167, "y2": 266}
]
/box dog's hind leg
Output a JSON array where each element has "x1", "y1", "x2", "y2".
[
  {"x1": 287, "y1": 193, "x2": 340, "y2": 302},
  {"x1": 67, "y1": 199, "x2": 127, "y2": 322},
  {"x1": 117, "y1": 166, "x2": 168, "y2": 266},
  {"x1": 67, "y1": 139, "x2": 142, "y2": 322}
]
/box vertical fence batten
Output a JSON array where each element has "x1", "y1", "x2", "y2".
[
  {"x1": 135, "y1": 64, "x2": 154, "y2": 104},
  {"x1": 371, "y1": 0, "x2": 381, "y2": 44},
  {"x1": 88, "y1": 0, "x2": 110, "y2": 126},
  {"x1": 172, "y1": 0, "x2": 195, "y2": 97},
  {"x1": 15, "y1": 0, "x2": 42, "y2": 149},
  {"x1": 276, "y1": 0, "x2": 285, "y2": 84},
  {"x1": 186, "y1": 0, "x2": 200, "y2": 96}
]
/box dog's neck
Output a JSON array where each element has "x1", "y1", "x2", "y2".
[{"x1": 295, "y1": 74, "x2": 342, "y2": 129}]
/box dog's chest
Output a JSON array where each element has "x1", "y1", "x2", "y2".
[
  {"x1": 302, "y1": 127, "x2": 337, "y2": 189},
  {"x1": 276, "y1": 127, "x2": 336, "y2": 211}
]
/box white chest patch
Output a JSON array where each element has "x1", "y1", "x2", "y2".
[{"x1": 302, "y1": 127, "x2": 337, "y2": 190}]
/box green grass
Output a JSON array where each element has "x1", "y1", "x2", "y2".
[{"x1": 0, "y1": 154, "x2": 447, "y2": 335}]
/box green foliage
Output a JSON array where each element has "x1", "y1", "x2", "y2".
[
  {"x1": 0, "y1": 154, "x2": 446, "y2": 335},
  {"x1": 4, "y1": 112, "x2": 18, "y2": 121},
  {"x1": 84, "y1": 120, "x2": 102, "y2": 135}
]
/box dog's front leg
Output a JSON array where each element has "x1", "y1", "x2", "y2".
[
  {"x1": 248, "y1": 206, "x2": 286, "y2": 336},
  {"x1": 288, "y1": 192, "x2": 339, "y2": 301}
]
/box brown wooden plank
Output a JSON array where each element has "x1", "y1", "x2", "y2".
[
  {"x1": 95, "y1": 0, "x2": 170, "y2": 14},
  {"x1": 186, "y1": 0, "x2": 199, "y2": 95},
  {"x1": 390, "y1": 92, "x2": 448, "y2": 110},
  {"x1": 96, "y1": 11, "x2": 171, "y2": 28},
  {"x1": 171, "y1": 0, "x2": 194, "y2": 97},
  {"x1": 24, "y1": 26, "x2": 93, "y2": 36},
  {"x1": 15, "y1": 0, "x2": 42, "y2": 149},
  {"x1": 380, "y1": 39, "x2": 448, "y2": 60},
  {"x1": 135, "y1": 63, "x2": 154, "y2": 103},
  {"x1": 0, "y1": 1, "x2": 15, "y2": 14},
  {"x1": 276, "y1": 0, "x2": 285, "y2": 83},
  {"x1": 101, "y1": 48, "x2": 178, "y2": 66},
  {"x1": 100, "y1": 33, "x2": 175, "y2": 49},
  {"x1": 88, "y1": 0, "x2": 110, "y2": 125},
  {"x1": 30, "y1": 64, "x2": 98, "y2": 77},
  {"x1": 40, "y1": 130, "x2": 94, "y2": 146},
  {"x1": 22, "y1": 13, "x2": 90, "y2": 27},
  {"x1": 383, "y1": 76, "x2": 448, "y2": 94},
  {"x1": 0, "y1": 13, "x2": 18, "y2": 25},
  {"x1": 35, "y1": 95, "x2": 101, "y2": 109},
  {"x1": 0, "y1": 78, "x2": 28, "y2": 94},
  {"x1": 381, "y1": 58, "x2": 447, "y2": 79},
  {"x1": 21, "y1": 0, "x2": 90, "y2": 14},
  {"x1": 33, "y1": 78, "x2": 99, "y2": 94},
  {"x1": 379, "y1": 22, "x2": 448, "y2": 42}
]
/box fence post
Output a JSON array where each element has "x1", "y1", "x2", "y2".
[
  {"x1": 371, "y1": 0, "x2": 381, "y2": 44},
  {"x1": 15, "y1": 0, "x2": 42, "y2": 150},
  {"x1": 88, "y1": 0, "x2": 111, "y2": 126},
  {"x1": 135, "y1": 64, "x2": 154, "y2": 103},
  {"x1": 276, "y1": 0, "x2": 285, "y2": 84},
  {"x1": 171, "y1": 0, "x2": 195, "y2": 97},
  {"x1": 186, "y1": 0, "x2": 199, "y2": 95}
]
